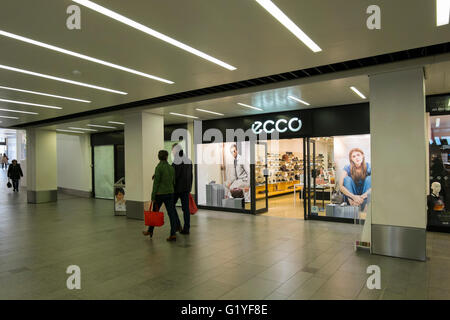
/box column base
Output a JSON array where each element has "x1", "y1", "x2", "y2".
[
  {"x1": 126, "y1": 200, "x2": 145, "y2": 220},
  {"x1": 27, "y1": 190, "x2": 58, "y2": 204},
  {"x1": 372, "y1": 224, "x2": 426, "y2": 261}
]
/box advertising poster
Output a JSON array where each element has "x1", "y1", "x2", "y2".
[
  {"x1": 114, "y1": 186, "x2": 126, "y2": 215},
  {"x1": 334, "y1": 134, "x2": 371, "y2": 212}
]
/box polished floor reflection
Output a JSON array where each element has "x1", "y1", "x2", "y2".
[{"x1": 0, "y1": 176, "x2": 449, "y2": 299}]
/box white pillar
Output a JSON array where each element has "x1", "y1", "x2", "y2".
[
  {"x1": 124, "y1": 112, "x2": 164, "y2": 219},
  {"x1": 26, "y1": 128, "x2": 57, "y2": 203},
  {"x1": 369, "y1": 67, "x2": 427, "y2": 261}
]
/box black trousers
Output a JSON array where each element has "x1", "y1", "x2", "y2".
[
  {"x1": 12, "y1": 179, "x2": 19, "y2": 191},
  {"x1": 174, "y1": 192, "x2": 190, "y2": 232},
  {"x1": 148, "y1": 194, "x2": 180, "y2": 236}
]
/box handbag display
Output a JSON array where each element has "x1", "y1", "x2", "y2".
[
  {"x1": 189, "y1": 194, "x2": 198, "y2": 215},
  {"x1": 144, "y1": 202, "x2": 164, "y2": 227}
]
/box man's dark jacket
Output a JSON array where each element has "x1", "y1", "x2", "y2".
[
  {"x1": 8, "y1": 164, "x2": 23, "y2": 180},
  {"x1": 172, "y1": 156, "x2": 193, "y2": 194}
]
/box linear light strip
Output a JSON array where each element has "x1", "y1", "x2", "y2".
[
  {"x1": 0, "y1": 108, "x2": 38, "y2": 115},
  {"x1": 69, "y1": 127, "x2": 98, "y2": 131},
  {"x1": 0, "y1": 115, "x2": 19, "y2": 119},
  {"x1": 237, "y1": 102, "x2": 263, "y2": 111},
  {"x1": 0, "y1": 97, "x2": 61, "y2": 109},
  {"x1": 169, "y1": 112, "x2": 199, "y2": 119},
  {"x1": 73, "y1": 0, "x2": 236, "y2": 71},
  {"x1": 288, "y1": 95, "x2": 310, "y2": 106},
  {"x1": 350, "y1": 86, "x2": 367, "y2": 99},
  {"x1": 195, "y1": 108, "x2": 224, "y2": 116},
  {"x1": 437, "y1": 0, "x2": 450, "y2": 26},
  {"x1": 108, "y1": 121, "x2": 125, "y2": 125},
  {"x1": 0, "y1": 85, "x2": 91, "y2": 103},
  {"x1": 0, "y1": 64, "x2": 127, "y2": 95},
  {"x1": 57, "y1": 129, "x2": 85, "y2": 134},
  {"x1": 0, "y1": 30, "x2": 174, "y2": 84},
  {"x1": 87, "y1": 124, "x2": 117, "y2": 129},
  {"x1": 254, "y1": 0, "x2": 321, "y2": 52}
]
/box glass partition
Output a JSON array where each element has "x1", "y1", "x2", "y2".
[{"x1": 94, "y1": 145, "x2": 115, "y2": 199}]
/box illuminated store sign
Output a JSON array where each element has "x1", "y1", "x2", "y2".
[{"x1": 251, "y1": 117, "x2": 302, "y2": 134}]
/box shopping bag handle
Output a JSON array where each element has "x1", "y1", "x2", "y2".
[{"x1": 150, "y1": 201, "x2": 159, "y2": 212}]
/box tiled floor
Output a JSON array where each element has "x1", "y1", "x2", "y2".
[{"x1": 0, "y1": 174, "x2": 449, "y2": 299}]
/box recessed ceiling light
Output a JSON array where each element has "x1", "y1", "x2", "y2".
[
  {"x1": 254, "y1": 0, "x2": 322, "y2": 52},
  {"x1": 56, "y1": 129, "x2": 85, "y2": 134},
  {"x1": 0, "y1": 64, "x2": 127, "y2": 95},
  {"x1": 0, "y1": 115, "x2": 19, "y2": 119},
  {"x1": 87, "y1": 124, "x2": 117, "y2": 129},
  {"x1": 73, "y1": 0, "x2": 236, "y2": 71},
  {"x1": 0, "y1": 98, "x2": 61, "y2": 109},
  {"x1": 0, "y1": 85, "x2": 91, "y2": 103},
  {"x1": 288, "y1": 95, "x2": 310, "y2": 106},
  {"x1": 0, "y1": 108, "x2": 38, "y2": 115},
  {"x1": 108, "y1": 121, "x2": 125, "y2": 125},
  {"x1": 436, "y1": 118, "x2": 441, "y2": 128},
  {"x1": 195, "y1": 108, "x2": 224, "y2": 116},
  {"x1": 437, "y1": 0, "x2": 450, "y2": 26},
  {"x1": 237, "y1": 103, "x2": 263, "y2": 111},
  {"x1": 0, "y1": 30, "x2": 174, "y2": 84},
  {"x1": 350, "y1": 86, "x2": 367, "y2": 99},
  {"x1": 69, "y1": 127, "x2": 98, "y2": 132},
  {"x1": 169, "y1": 112, "x2": 199, "y2": 119}
]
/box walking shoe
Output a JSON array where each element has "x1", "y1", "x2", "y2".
[
  {"x1": 142, "y1": 231, "x2": 153, "y2": 238},
  {"x1": 180, "y1": 230, "x2": 190, "y2": 235},
  {"x1": 166, "y1": 235, "x2": 176, "y2": 242}
]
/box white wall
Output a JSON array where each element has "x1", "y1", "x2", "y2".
[{"x1": 57, "y1": 133, "x2": 92, "y2": 192}]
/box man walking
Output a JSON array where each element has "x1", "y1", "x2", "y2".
[
  {"x1": 7, "y1": 160, "x2": 23, "y2": 192},
  {"x1": 172, "y1": 143, "x2": 193, "y2": 235}
]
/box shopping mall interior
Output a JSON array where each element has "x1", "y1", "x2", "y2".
[{"x1": 0, "y1": 0, "x2": 450, "y2": 302}]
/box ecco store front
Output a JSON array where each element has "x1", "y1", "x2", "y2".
[{"x1": 195, "y1": 103, "x2": 371, "y2": 225}]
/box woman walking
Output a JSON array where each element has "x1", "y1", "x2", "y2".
[
  {"x1": 2, "y1": 154, "x2": 8, "y2": 170},
  {"x1": 7, "y1": 160, "x2": 23, "y2": 192},
  {"x1": 142, "y1": 150, "x2": 180, "y2": 241}
]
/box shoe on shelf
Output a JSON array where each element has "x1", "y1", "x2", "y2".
[{"x1": 166, "y1": 235, "x2": 176, "y2": 242}]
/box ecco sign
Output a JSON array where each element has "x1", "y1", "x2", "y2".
[{"x1": 251, "y1": 117, "x2": 302, "y2": 134}]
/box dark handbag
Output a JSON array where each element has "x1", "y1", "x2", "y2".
[
  {"x1": 230, "y1": 188, "x2": 244, "y2": 198},
  {"x1": 7, "y1": 180, "x2": 12, "y2": 188},
  {"x1": 331, "y1": 190, "x2": 344, "y2": 204}
]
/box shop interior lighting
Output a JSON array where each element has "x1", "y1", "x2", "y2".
[
  {"x1": 435, "y1": 137, "x2": 442, "y2": 145},
  {"x1": 437, "y1": 0, "x2": 450, "y2": 26},
  {"x1": 169, "y1": 112, "x2": 199, "y2": 119},
  {"x1": 288, "y1": 95, "x2": 310, "y2": 106},
  {"x1": 0, "y1": 115, "x2": 19, "y2": 119},
  {"x1": 0, "y1": 64, "x2": 127, "y2": 95},
  {"x1": 87, "y1": 124, "x2": 117, "y2": 129},
  {"x1": 0, "y1": 108, "x2": 38, "y2": 115},
  {"x1": 57, "y1": 129, "x2": 85, "y2": 134},
  {"x1": 350, "y1": 86, "x2": 367, "y2": 99},
  {"x1": 436, "y1": 118, "x2": 441, "y2": 128},
  {"x1": 237, "y1": 102, "x2": 263, "y2": 111},
  {"x1": 108, "y1": 121, "x2": 125, "y2": 125},
  {"x1": 72, "y1": 0, "x2": 236, "y2": 71},
  {"x1": 254, "y1": 0, "x2": 322, "y2": 52},
  {"x1": 195, "y1": 108, "x2": 224, "y2": 116},
  {"x1": 0, "y1": 98, "x2": 61, "y2": 110},
  {"x1": 0, "y1": 85, "x2": 91, "y2": 103},
  {"x1": 69, "y1": 127, "x2": 98, "y2": 132},
  {"x1": 0, "y1": 30, "x2": 174, "y2": 84}
]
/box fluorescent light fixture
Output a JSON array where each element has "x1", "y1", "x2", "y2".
[
  {"x1": 0, "y1": 30, "x2": 174, "y2": 84},
  {"x1": 288, "y1": 95, "x2": 310, "y2": 106},
  {"x1": 436, "y1": 118, "x2": 441, "y2": 128},
  {"x1": 195, "y1": 108, "x2": 224, "y2": 116},
  {"x1": 87, "y1": 124, "x2": 117, "y2": 129},
  {"x1": 237, "y1": 102, "x2": 263, "y2": 111},
  {"x1": 437, "y1": 0, "x2": 450, "y2": 26},
  {"x1": 108, "y1": 121, "x2": 125, "y2": 125},
  {"x1": 0, "y1": 97, "x2": 61, "y2": 110},
  {"x1": 0, "y1": 108, "x2": 38, "y2": 115},
  {"x1": 0, "y1": 115, "x2": 19, "y2": 119},
  {"x1": 435, "y1": 137, "x2": 442, "y2": 145},
  {"x1": 350, "y1": 86, "x2": 367, "y2": 99},
  {"x1": 254, "y1": 0, "x2": 321, "y2": 52},
  {"x1": 0, "y1": 85, "x2": 91, "y2": 103},
  {"x1": 57, "y1": 129, "x2": 85, "y2": 134},
  {"x1": 69, "y1": 127, "x2": 98, "y2": 132},
  {"x1": 73, "y1": 0, "x2": 236, "y2": 71},
  {"x1": 0, "y1": 64, "x2": 127, "y2": 95},
  {"x1": 169, "y1": 112, "x2": 199, "y2": 119}
]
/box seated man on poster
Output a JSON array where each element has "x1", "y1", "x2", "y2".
[{"x1": 224, "y1": 144, "x2": 250, "y2": 202}]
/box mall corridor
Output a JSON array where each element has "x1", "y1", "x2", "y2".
[{"x1": 0, "y1": 163, "x2": 449, "y2": 300}]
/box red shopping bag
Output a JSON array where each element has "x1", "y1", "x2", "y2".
[
  {"x1": 189, "y1": 194, "x2": 198, "y2": 215},
  {"x1": 144, "y1": 202, "x2": 164, "y2": 227}
]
